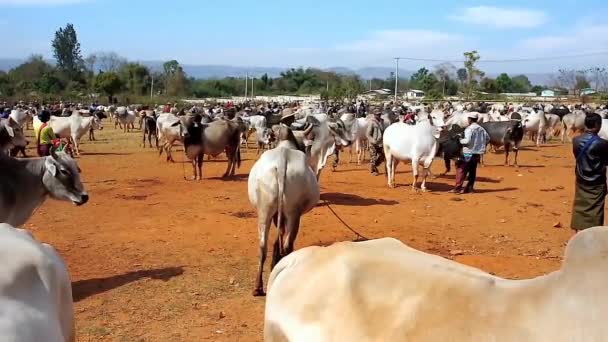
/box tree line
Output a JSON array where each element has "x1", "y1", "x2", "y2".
[{"x1": 0, "y1": 24, "x2": 605, "y2": 103}]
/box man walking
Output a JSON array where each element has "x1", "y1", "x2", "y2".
[
  {"x1": 571, "y1": 113, "x2": 608, "y2": 231},
  {"x1": 450, "y1": 112, "x2": 489, "y2": 194},
  {"x1": 366, "y1": 109, "x2": 385, "y2": 176}
]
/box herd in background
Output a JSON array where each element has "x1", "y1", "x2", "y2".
[{"x1": 0, "y1": 97, "x2": 607, "y2": 341}]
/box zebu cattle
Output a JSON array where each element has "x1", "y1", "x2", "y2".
[
  {"x1": 182, "y1": 117, "x2": 246, "y2": 180},
  {"x1": 340, "y1": 113, "x2": 369, "y2": 164},
  {"x1": 265, "y1": 226, "x2": 608, "y2": 342},
  {"x1": 0, "y1": 223, "x2": 74, "y2": 342},
  {"x1": 445, "y1": 111, "x2": 471, "y2": 128},
  {"x1": 9, "y1": 109, "x2": 33, "y2": 129},
  {"x1": 242, "y1": 115, "x2": 270, "y2": 153},
  {"x1": 0, "y1": 151, "x2": 88, "y2": 226},
  {"x1": 157, "y1": 113, "x2": 185, "y2": 162},
  {"x1": 436, "y1": 125, "x2": 465, "y2": 174},
  {"x1": 599, "y1": 119, "x2": 608, "y2": 140},
  {"x1": 561, "y1": 111, "x2": 586, "y2": 143},
  {"x1": 293, "y1": 115, "x2": 352, "y2": 178},
  {"x1": 46, "y1": 113, "x2": 103, "y2": 155},
  {"x1": 522, "y1": 110, "x2": 548, "y2": 146},
  {"x1": 383, "y1": 110, "x2": 445, "y2": 191},
  {"x1": 480, "y1": 120, "x2": 524, "y2": 166},
  {"x1": 142, "y1": 115, "x2": 158, "y2": 148},
  {"x1": 248, "y1": 126, "x2": 319, "y2": 296},
  {"x1": 0, "y1": 118, "x2": 28, "y2": 155}
]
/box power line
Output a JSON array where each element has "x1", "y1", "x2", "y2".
[{"x1": 393, "y1": 51, "x2": 608, "y2": 64}]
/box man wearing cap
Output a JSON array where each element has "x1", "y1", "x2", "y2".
[
  {"x1": 366, "y1": 109, "x2": 386, "y2": 176},
  {"x1": 570, "y1": 113, "x2": 608, "y2": 231},
  {"x1": 450, "y1": 112, "x2": 489, "y2": 194}
]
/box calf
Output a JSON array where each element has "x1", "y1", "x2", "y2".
[
  {"x1": 435, "y1": 124, "x2": 464, "y2": 174},
  {"x1": 0, "y1": 150, "x2": 88, "y2": 226},
  {"x1": 480, "y1": 120, "x2": 524, "y2": 166},
  {"x1": 0, "y1": 223, "x2": 74, "y2": 342},
  {"x1": 182, "y1": 117, "x2": 246, "y2": 180},
  {"x1": 0, "y1": 118, "x2": 28, "y2": 156},
  {"x1": 142, "y1": 115, "x2": 158, "y2": 148}
]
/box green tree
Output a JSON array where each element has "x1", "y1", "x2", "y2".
[
  {"x1": 495, "y1": 73, "x2": 513, "y2": 93},
  {"x1": 120, "y1": 63, "x2": 150, "y2": 95},
  {"x1": 0, "y1": 72, "x2": 14, "y2": 96},
  {"x1": 166, "y1": 66, "x2": 188, "y2": 96},
  {"x1": 52, "y1": 23, "x2": 84, "y2": 79},
  {"x1": 94, "y1": 72, "x2": 124, "y2": 97},
  {"x1": 511, "y1": 75, "x2": 532, "y2": 93},
  {"x1": 480, "y1": 77, "x2": 497, "y2": 93},
  {"x1": 463, "y1": 51, "x2": 484, "y2": 99},
  {"x1": 457, "y1": 68, "x2": 467, "y2": 86},
  {"x1": 531, "y1": 85, "x2": 544, "y2": 95},
  {"x1": 163, "y1": 60, "x2": 180, "y2": 75}
]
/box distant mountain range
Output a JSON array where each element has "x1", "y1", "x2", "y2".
[{"x1": 0, "y1": 58, "x2": 554, "y2": 86}]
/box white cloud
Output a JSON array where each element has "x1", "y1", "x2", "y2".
[
  {"x1": 0, "y1": 0, "x2": 90, "y2": 5},
  {"x1": 519, "y1": 24, "x2": 608, "y2": 53},
  {"x1": 450, "y1": 6, "x2": 547, "y2": 29}
]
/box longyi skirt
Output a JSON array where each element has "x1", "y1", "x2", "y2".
[{"x1": 571, "y1": 181, "x2": 607, "y2": 231}]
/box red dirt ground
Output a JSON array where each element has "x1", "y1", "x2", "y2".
[{"x1": 24, "y1": 127, "x2": 579, "y2": 341}]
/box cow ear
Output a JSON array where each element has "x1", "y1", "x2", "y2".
[
  {"x1": 46, "y1": 162, "x2": 57, "y2": 176},
  {"x1": 4, "y1": 125, "x2": 14, "y2": 137}
]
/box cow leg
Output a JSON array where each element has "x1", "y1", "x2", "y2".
[
  {"x1": 332, "y1": 149, "x2": 340, "y2": 172},
  {"x1": 513, "y1": 147, "x2": 519, "y2": 167},
  {"x1": 223, "y1": 148, "x2": 233, "y2": 178},
  {"x1": 253, "y1": 211, "x2": 273, "y2": 297},
  {"x1": 142, "y1": 132, "x2": 147, "y2": 148},
  {"x1": 504, "y1": 144, "x2": 510, "y2": 166},
  {"x1": 153, "y1": 133, "x2": 158, "y2": 149},
  {"x1": 71, "y1": 136, "x2": 80, "y2": 155},
  {"x1": 281, "y1": 214, "x2": 300, "y2": 261},
  {"x1": 440, "y1": 157, "x2": 451, "y2": 176},
  {"x1": 384, "y1": 147, "x2": 394, "y2": 188},
  {"x1": 197, "y1": 153, "x2": 204, "y2": 180},
  {"x1": 257, "y1": 142, "x2": 262, "y2": 156},
  {"x1": 411, "y1": 159, "x2": 420, "y2": 191},
  {"x1": 271, "y1": 217, "x2": 286, "y2": 269}
]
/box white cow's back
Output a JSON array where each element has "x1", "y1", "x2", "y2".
[{"x1": 0, "y1": 224, "x2": 73, "y2": 342}]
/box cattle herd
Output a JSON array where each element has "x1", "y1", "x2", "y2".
[{"x1": 1, "y1": 98, "x2": 608, "y2": 341}]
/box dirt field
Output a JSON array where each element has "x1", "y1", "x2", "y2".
[{"x1": 25, "y1": 126, "x2": 579, "y2": 341}]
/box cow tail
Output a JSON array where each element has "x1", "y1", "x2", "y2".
[
  {"x1": 236, "y1": 143, "x2": 242, "y2": 168},
  {"x1": 276, "y1": 149, "x2": 288, "y2": 239}
]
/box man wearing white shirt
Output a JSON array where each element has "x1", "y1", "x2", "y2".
[{"x1": 449, "y1": 112, "x2": 490, "y2": 194}]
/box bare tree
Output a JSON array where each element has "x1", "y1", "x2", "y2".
[
  {"x1": 96, "y1": 52, "x2": 127, "y2": 73},
  {"x1": 587, "y1": 67, "x2": 608, "y2": 91},
  {"x1": 84, "y1": 53, "x2": 97, "y2": 73},
  {"x1": 434, "y1": 62, "x2": 456, "y2": 96}
]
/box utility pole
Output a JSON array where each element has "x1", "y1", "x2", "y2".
[
  {"x1": 251, "y1": 76, "x2": 255, "y2": 98},
  {"x1": 394, "y1": 58, "x2": 400, "y2": 102},
  {"x1": 326, "y1": 80, "x2": 329, "y2": 92},
  {"x1": 150, "y1": 74, "x2": 154, "y2": 98},
  {"x1": 369, "y1": 79, "x2": 372, "y2": 91},
  {"x1": 245, "y1": 72, "x2": 249, "y2": 98}
]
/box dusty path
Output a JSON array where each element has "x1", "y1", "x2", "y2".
[{"x1": 24, "y1": 128, "x2": 578, "y2": 341}]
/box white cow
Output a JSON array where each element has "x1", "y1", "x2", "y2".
[
  {"x1": 45, "y1": 114, "x2": 103, "y2": 155},
  {"x1": 265, "y1": 226, "x2": 608, "y2": 342},
  {"x1": 242, "y1": 115, "x2": 269, "y2": 152},
  {"x1": 562, "y1": 111, "x2": 586, "y2": 143},
  {"x1": 522, "y1": 110, "x2": 549, "y2": 146},
  {"x1": 0, "y1": 223, "x2": 74, "y2": 342},
  {"x1": 156, "y1": 113, "x2": 184, "y2": 162},
  {"x1": 383, "y1": 110, "x2": 445, "y2": 191},
  {"x1": 248, "y1": 126, "x2": 319, "y2": 296},
  {"x1": 9, "y1": 109, "x2": 34, "y2": 129},
  {"x1": 340, "y1": 114, "x2": 369, "y2": 164}
]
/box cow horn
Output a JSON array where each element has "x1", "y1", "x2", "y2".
[
  {"x1": 302, "y1": 123, "x2": 314, "y2": 136},
  {"x1": 50, "y1": 146, "x2": 58, "y2": 159}
]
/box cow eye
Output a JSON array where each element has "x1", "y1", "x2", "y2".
[{"x1": 60, "y1": 168, "x2": 70, "y2": 175}]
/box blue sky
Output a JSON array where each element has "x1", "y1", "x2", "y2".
[{"x1": 1, "y1": 0, "x2": 608, "y2": 72}]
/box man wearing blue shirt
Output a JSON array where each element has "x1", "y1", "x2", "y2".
[{"x1": 449, "y1": 112, "x2": 490, "y2": 194}]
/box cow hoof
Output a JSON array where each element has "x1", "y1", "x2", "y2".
[{"x1": 252, "y1": 288, "x2": 266, "y2": 297}]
